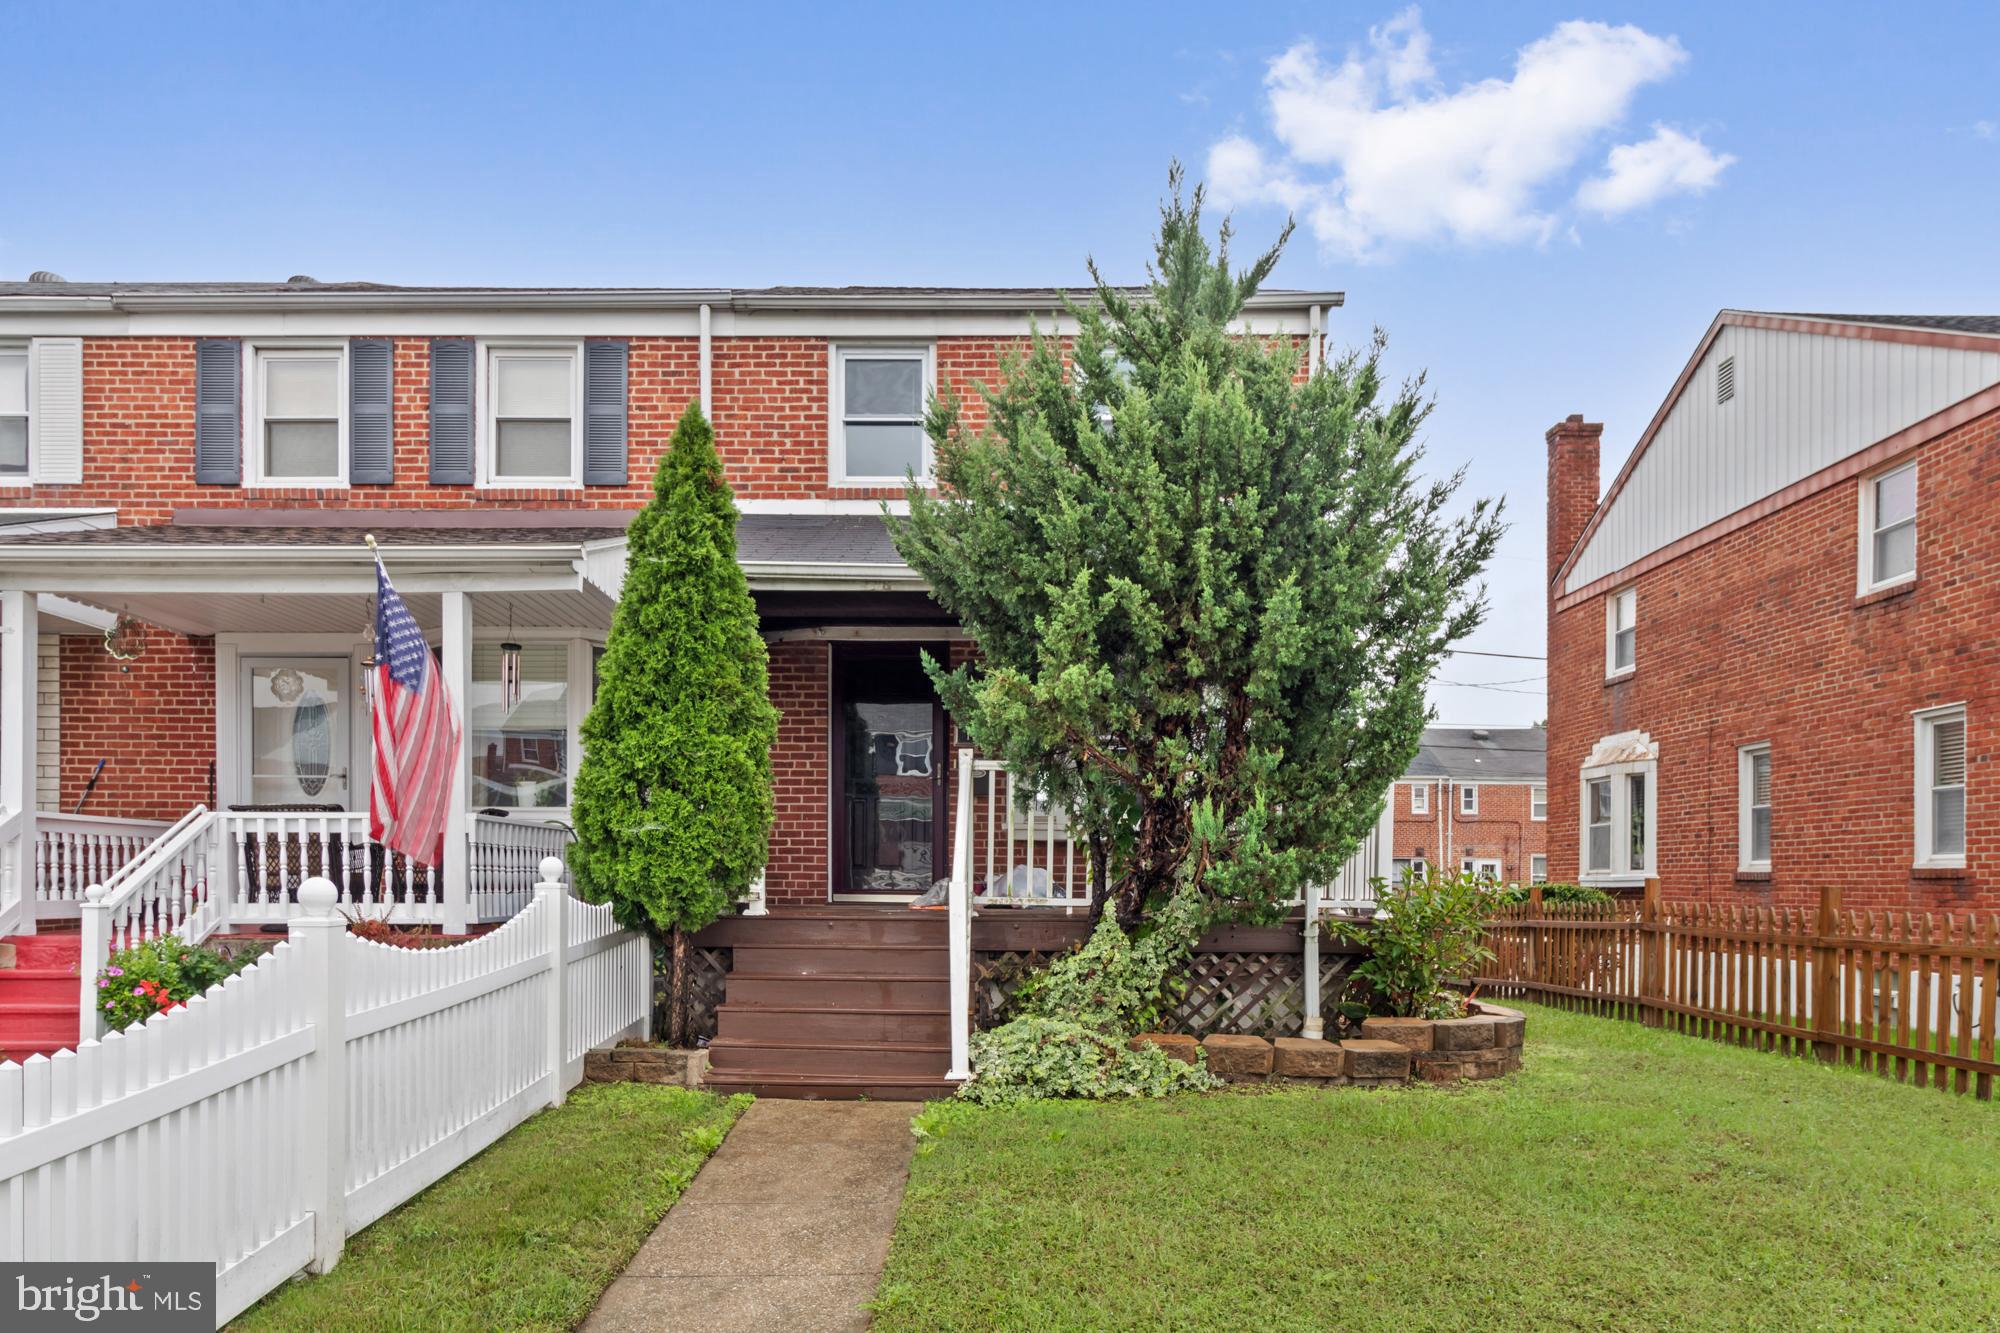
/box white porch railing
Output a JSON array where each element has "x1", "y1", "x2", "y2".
[
  {"x1": 32, "y1": 812, "x2": 173, "y2": 920},
  {"x1": 470, "y1": 813, "x2": 572, "y2": 923},
  {"x1": 0, "y1": 806, "x2": 23, "y2": 939},
  {"x1": 71, "y1": 806, "x2": 575, "y2": 1042}
]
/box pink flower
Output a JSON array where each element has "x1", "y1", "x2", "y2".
[{"x1": 132, "y1": 986, "x2": 145, "y2": 996}]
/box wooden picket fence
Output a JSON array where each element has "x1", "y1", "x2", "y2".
[{"x1": 1476, "y1": 881, "x2": 2000, "y2": 1100}]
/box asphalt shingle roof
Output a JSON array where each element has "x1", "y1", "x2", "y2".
[
  {"x1": 1774, "y1": 313, "x2": 2000, "y2": 336},
  {"x1": 1404, "y1": 727, "x2": 1546, "y2": 784}
]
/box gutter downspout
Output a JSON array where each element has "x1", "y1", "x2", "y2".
[
  {"x1": 698, "y1": 303, "x2": 713, "y2": 416},
  {"x1": 1308, "y1": 304, "x2": 1322, "y2": 375}
]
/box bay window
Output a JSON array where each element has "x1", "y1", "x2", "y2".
[{"x1": 1580, "y1": 734, "x2": 1657, "y2": 884}]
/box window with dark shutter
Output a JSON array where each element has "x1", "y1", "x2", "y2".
[
  {"x1": 194, "y1": 339, "x2": 242, "y2": 485},
  {"x1": 349, "y1": 338, "x2": 394, "y2": 484},
  {"x1": 428, "y1": 338, "x2": 474, "y2": 485},
  {"x1": 583, "y1": 340, "x2": 629, "y2": 486}
]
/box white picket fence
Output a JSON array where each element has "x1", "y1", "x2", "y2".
[{"x1": 0, "y1": 855, "x2": 649, "y2": 1327}]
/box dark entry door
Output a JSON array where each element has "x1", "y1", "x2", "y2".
[{"x1": 831, "y1": 643, "x2": 946, "y2": 898}]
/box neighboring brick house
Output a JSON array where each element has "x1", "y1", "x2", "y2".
[
  {"x1": 1546, "y1": 311, "x2": 2000, "y2": 910},
  {"x1": 0, "y1": 276, "x2": 1343, "y2": 928},
  {"x1": 1391, "y1": 727, "x2": 1547, "y2": 885}
]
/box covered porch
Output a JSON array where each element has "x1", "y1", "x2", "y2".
[{"x1": 0, "y1": 515, "x2": 629, "y2": 943}]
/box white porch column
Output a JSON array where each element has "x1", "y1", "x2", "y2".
[
  {"x1": 2, "y1": 590, "x2": 39, "y2": 937},
  {"x1": 441, "y1": 590, "x2": 473, "y2": 934}
]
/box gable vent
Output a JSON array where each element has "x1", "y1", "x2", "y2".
[{"x1": 1716, "y1": 355, "x2": 1736, "y2": 404}]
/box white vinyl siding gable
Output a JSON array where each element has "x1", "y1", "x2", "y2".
[
  {"x1": 1915, "y1": 707, "x2": 1967, "y2": 868},
  {"x1": 831, "y1": 345, "x2": 932, "y2": 484},
  {"x1": 1566, "y1": 323, "x2": 2000, "y2": 594}
]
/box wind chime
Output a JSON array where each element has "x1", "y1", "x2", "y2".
[{"x1": 499, "y1": 602, "x2": 524, "y2": 711}]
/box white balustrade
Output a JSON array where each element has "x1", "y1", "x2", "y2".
[
  {"x1": 967, "y1": 756, "x2": 1092, "y2": 910},
  {"x1": 31, "y1": 813, "x2": 173, "y2": 919},
  {"x1": 469, "y1": 814, "x2": 572, "y2": 922},
  {"x1": 5, "y1": 854, "x2": 648, "y2": 1326}
]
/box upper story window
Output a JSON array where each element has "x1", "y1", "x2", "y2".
[
  {"x1": 1860, "y1": 461, "x2": 1916, "y2": 592},
  {"x1": 1915, "y1": 706, "x2": 1966, "y2": 868},
  {"x1": 1459, "y1": 783, "x2": 1478, "y2": 816},
  {"x1": 1580, "y1": 731, "x2": 1657, "y2": 885},
  {"x1": 1738, "y1": 743, "x2": 1772, "y2": 871},
  {"x1": 1530, "y1": 784, "x2": 1547, "y2": 821},
  {"x1": 251, "y1": 346, "x2": 345, "y2": 484},
  {"x1": 1605, "y1": 587, "x2": 1636, "y2": 677},
  {"x1": 1530, "y1": 854, "x2": 1548, "y2": 883},
  {"x1": 0, "y1": 346, "x2": 26, "y2": 475},
  {"x1": 832, "y1": 345, "x2": 931, "y2": 484},
  {"x1": 1410, "y1": 783, "x2": 1429, "y2": 815},
  {"x1": 487, "y1": 344, "x2": 581, "y2": 486}
]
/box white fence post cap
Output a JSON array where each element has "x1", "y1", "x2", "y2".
[
  {"x1": 299, "y1": 877, "x2": 339, "y2": 914},
  {"x1": 83, "y1": 884, "x2": 104, "y2": 903},
  {"x1": 538, "y1": 855, "x2": 566, "y2": 886}
]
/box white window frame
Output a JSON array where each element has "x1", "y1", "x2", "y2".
[
  {"x1": 1737, "y1": 743, "x2": 1772, "y2": 872},
  {"x1": 1913, "y1": 704, "x2": 1967, "y2": 870},
  {"x1": 479, "y1": 340, "x2": 584, "y2": 489},
  {"x1": 244, "y1": 342, "x2": 349, "y2": 489},
  {"x1": 1857, "y1": 460, "x2": 1917, "y2": 594},
  {"x1": 1530, "y1": 784, "x2": 1547, "y2": 821},
  {"x1": 1392, "y1": 856, "x2": 1427, "y2": 882},
  {"x1": 1459, "y1": 783, "x2": 1478, "y2": 817},
  {"x1": 1605, "y1": 587, "x2": 1637, "y2": 678},
  {"x1": 829, "y1": 343, "x2": 935, "y2": 486},
  {"x1": 1530, "y1": 854, "x2": 1548, "y2": 884},
  {"x1": 1410, "y1": 782, "x2": 1429, "y2": 815},
  {"x1": 1461, "y1": 857, "x2": 1502, "y2": 882},
  {"x1": 0, "y1": 341, "x2": 27, "y2": 479},
  {"x1": 1579, "y1": 754, "x2": 1656, "y2": 888}
]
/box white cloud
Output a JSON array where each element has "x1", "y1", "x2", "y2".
[
  {"x1": 1974, "y1": 119, "x2": 1997, "y2": 141},
  {"x1": 1576, "y1": 124, "x2": 1734, "y2": 216},
  {"x1": 1209, "y1": 8, "x2": 1732, "y2": 260}
]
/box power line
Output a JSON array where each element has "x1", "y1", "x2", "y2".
[
  {"x1": 1445, "y1": 649, "x2": 1545, "y2": 662},
  {"x1": 1435, "y1": 680, "x2": 1547, "y2": 696}
]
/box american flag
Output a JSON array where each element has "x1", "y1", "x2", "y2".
[{"x1": 369, "y1": 552, "x2": 460, "y2": 865}]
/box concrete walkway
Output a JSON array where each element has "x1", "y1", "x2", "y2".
[{"x1": 583, "y1": 1100, "x2": 916, "y2": 1332}]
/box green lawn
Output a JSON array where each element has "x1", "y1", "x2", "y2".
[
  {"x1": 236, "y1": 1084, "x2": 749, "y2": 1332},
  {"x1": 872, "y1": 1004, "x2": 2000, "y2": 1331}
]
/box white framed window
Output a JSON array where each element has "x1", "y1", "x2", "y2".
[
  {"x1": 247, "y1": 345, "x2": 347, "y2": 486},
  {"x1": 1738, "y1": 744, "x2": 1772, "y2": 871},
  {"x1": 1461, "y1": 857, "x2": 1502, "y2": 882},
  {"x1": 831, "y1": 344, "x2": 932, "y2": 484},
  {"x1": 1410, "y1": 783, "x2": 1429, "y2": 815},
  {"x1": 1530, "y1": 784, "x2": 1547, "y2": 821},
  {"x1": 1392, "y1": 856, "x2": 1427, "y2": 882},
  {"x1": 1530, "y1": 854, "x2": 1548, "y2": 883},
  {"x1": 1580, "y1": 742, "x2": 1656, "y2": 885},
  {"x1": 1459, "y1": 783, "x2": 1478, "y2": 816},
  {"x1": 1859, "y1": 461, "x2": 1917, "y2": 593},
  {"x1": 1914, "y1": 705, "x2": 1966, "y2": 868},
  {"x1": 1605, "y1": 587, "x2": 1636, "y2": 677},
  {"x1": 483, "y1": 343, "x2": 582, "y2": 487},
  {"x1": 0, "y1": 344, "x2": 27, "y2": 476}
]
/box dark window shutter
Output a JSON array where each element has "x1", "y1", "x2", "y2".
[
  {"x1": 583, "y1": 340, "x2": 629, "y2": 486},
  {"x1": 349, "y1": 338, "x2": 395, "y2": 484},
  {"x1": 193, "y1": 339, "x2": 241, "y2": 485},
  {"x1": 428, "y1": 338, "x2": 474, "y2": 484}
]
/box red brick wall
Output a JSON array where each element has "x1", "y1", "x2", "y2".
[
  {"x1": 1391, "y1": 781, "x2": 1547, "y2": 882},
  {"x1": 764, "y1": 639, "x2": 829, "y2": 907},
  {"x1": 59, "y1": 628, "x2": 214, "y2": 820},
  {"x1": 1546, "y1": 415, "x2": 1603, "y2": 584},
  {"x1": 1548, "y1": 401, "x2": 2000, "y2": 911}
]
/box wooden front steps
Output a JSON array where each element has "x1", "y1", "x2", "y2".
[{"x1": 702, "y1": 908, "x2": 958, "y2": 1101}]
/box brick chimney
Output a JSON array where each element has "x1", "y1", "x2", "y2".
[{"x1": 1546, "y1": 415, "x2": 1603, "y2": 588}]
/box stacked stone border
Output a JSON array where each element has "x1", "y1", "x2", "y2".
[
  {"x1": 583, "y1": 1040, "x2": 710, "y2": 1088},
  {"x1": 1134, "y1": 1002, "x2": 1526, "y2": 1087}
]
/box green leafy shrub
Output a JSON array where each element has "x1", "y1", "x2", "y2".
[
  {"x1": 960, "y1": 883, "x2": 1219, "y2": 1104},
  {"x1": 1491, "y1": 881, "x2": 1612, "y2": 907},
  {"x1": 959, "y1": 1017, "x2": 1219, "y2": 1105},
  {"x1": 1333, "y1": 871, "x2": 1498, "y2": 1019},
  {"x1": 95, "y1": 937, "x2": 255, "y2": 1032}
]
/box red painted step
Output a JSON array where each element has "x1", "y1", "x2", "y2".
[{"x1": 0, "y1": 933, "x2": 82, "y2": 1064}]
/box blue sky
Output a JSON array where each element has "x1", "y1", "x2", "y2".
[{"x1": 9, "y1": 2, "x2": 2000, "y2": 726}]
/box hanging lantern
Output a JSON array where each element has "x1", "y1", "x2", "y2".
[{"x1": 499, "y1": 641, "x2": 524, "y2": 710}]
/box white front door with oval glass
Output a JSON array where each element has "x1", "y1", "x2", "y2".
[{"x1": 240, "y1": 658, "x2": 351, "y2": 808}]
